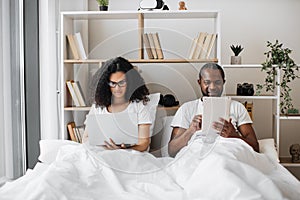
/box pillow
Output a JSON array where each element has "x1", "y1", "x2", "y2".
[
  {"x1": 38, "y1": 139, "x2": 79, "y2": 164},
  {"x1": 160, "y1": 116, "x2": 174, "y2": 157},
  {"x1": 146, "y1": 93, "x2": 160, "y2": 136},
  {"x1": 258, "y1": 138, "x2": 279, "y2": 162}
]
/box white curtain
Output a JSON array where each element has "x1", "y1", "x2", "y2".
[{"x1": 0, "y1": 0, "x2": 26, "y2": 184}]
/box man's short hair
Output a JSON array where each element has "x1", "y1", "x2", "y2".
[{"x1": 199, "y1": 63, "x2": 225, "y2": 81}]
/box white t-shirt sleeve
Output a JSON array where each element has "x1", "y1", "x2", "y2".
[
  {"x1": 171, "y1": 100, "x2": 199, "y2": 129},
  {"x1": 230, "y1": 100, "x2": 253, "y2": 128},
  {"x1": 133, "y1": 101, "x2": 152, "y2": 125}
]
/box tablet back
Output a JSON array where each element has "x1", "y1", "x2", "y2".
[{"x1": 86, "y1": 113, "x2": 138, "y2": 146}]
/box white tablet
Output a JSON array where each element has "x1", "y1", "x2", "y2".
[
  {"x1": 86, "y1": 113, "x2": 138, "y2": 146},
  {"x1": 202, "y1": 96, "x2": 231, "y2": 135}
]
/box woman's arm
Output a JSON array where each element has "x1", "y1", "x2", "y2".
[{"x1": 131, "y1": 124, "x2": 151, "y2": 152}]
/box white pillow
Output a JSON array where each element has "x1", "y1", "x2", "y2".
[
  {"x1": 38, "y1": 139, "x2": 79, "y2": 164},
  {"x1": 147, "y1": 93, "x2": 160, "y2": 136},
  {"x1": 160, "y1": 116, "x2": 174, "y2": 157},
  {"x1": 258, "y1": 138, "x2": 279, "y2": 162}
]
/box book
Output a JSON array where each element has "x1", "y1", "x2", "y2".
[
  {"x1": 199, "y1": 33, "x2": 213, "y2": 59},
  {"x1": 147, "y1": 33, "x2": 158, "y2": 59},
  {"x1": 66, "y1": 34, "x2": 80, "y2": 60},
  {"x1": 143, "y1": 33, "x2": 154, "y2": 59},
  {"x1": 67, "y1": 122, "x2": 77, "y2": 142},
  {"x1": 71, "y1": 81, "x2": 86, "y2": 106},
  {"x1": 73, "y1": 32, "x2": 87, "y2": 60},
  {"x1": 188, "y1": 36, "x2": 198, "y2": 59},
  {"x1": 152, "y1": 32, "x2": 164, "y2": 59},
  {"x1": 66, "y1": 80, "x2": 81, "y2": 107},
  {"x1": 205, "y1": 33, "x2": 217, "y2": 59},
  {"x1": 194, "y1": 32, "x2": 207, "y2": 59}
]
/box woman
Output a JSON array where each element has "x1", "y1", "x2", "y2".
[{"x1": 82, "y1": 57, "x2": 151, "y2": 152}]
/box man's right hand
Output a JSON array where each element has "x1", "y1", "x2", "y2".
[{"x1": 189, "y1": 114, "x2": 202, "y2": 133}]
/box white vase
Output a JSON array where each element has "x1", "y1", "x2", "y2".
[{"x1": 231, "y1": 56, "x2": 241, "y2": 65}]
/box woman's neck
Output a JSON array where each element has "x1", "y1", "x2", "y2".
[{"x1": 108, "y1": 98, "x2": 129, "y2": 113}]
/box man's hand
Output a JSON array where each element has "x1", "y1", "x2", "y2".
[
  {"x1": 188, "y1": 114, "x2": 202, "y2": 133},
  {"x1": 212, "y1": 118, "x2": 239, "y2": 138}
]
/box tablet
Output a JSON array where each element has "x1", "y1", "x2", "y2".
[
  {"x1": 86, "y1": 113, "x2": 138, "y2": 146},
  {"x1": 202, "y1": 96, "x2": 231, "y2": 135}
]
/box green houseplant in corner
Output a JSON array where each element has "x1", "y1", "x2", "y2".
[
  {"x1": 256, "y1": 40, "x2": 299, "y2": 114},
  {"x1": 96, "y1": 0, "x2": 109, "y2": 11},
  {"x1": 230, "y1": 44, "x2": 244, "y2": 64}
]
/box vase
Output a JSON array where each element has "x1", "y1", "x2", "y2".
[
  {"x1": 231, "y1": 56, "x2": 241, "y2": 65},
  {"x1": 99, "y1": 5, "x2": 108, "y2": 11}
]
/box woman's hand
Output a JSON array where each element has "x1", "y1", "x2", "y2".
[
  {"x1": 104, "y1": 138, "x2": 127, "y2": 150},
  {"x1": 212, "y1": 118, "x2": 239, "y2": 138},
  {"x1": 188, "y1": 114, "x2": 202, "y2": 133}
]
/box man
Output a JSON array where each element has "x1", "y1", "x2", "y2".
[{"x1": 168, "y1": 63, "x2": 259, "y2": 157}]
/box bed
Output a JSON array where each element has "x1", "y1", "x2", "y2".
[
  {"x1": 0, "y1": 130, "x2": 299, "y2": 199},
  {"x1": 0, "y1": 95, "x2": 300, "y2": 199}
]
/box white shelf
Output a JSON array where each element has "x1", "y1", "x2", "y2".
[
  {"x1": 223, "y1": 64, "x2": 262, "y2": 68},
  {"x1": 227, "y1": 95, "x2": 277, "y2": 100}
]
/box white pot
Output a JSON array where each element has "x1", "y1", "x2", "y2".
[{"x1": 231, "y1": 56, "x2": 242, "y2": 65}]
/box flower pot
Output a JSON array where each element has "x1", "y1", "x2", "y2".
[
  {"x1": 99, "y1": 5, "x2": 108, "y2": 11},
  {"x1": 231, "y1": 56, "x2": 241, "y2": 65}
]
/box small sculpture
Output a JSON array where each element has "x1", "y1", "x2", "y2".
[
  {"x1": 178, "y1": 1, "x2": 187, "y2": 10},
  {"x1": 289, "y1": 144, "x2": 300, "y2": 163}
]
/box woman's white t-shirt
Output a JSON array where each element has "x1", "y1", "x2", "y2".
[{"x1": 86, "y1": 101, "x2": 152, "y2": 126}]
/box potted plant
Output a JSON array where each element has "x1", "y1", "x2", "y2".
[
  {"x1": 230, "y1": 44, "x2": 244, "y2": 64},
  {"x1": 256, "y1": 40, "x2": 299, "y2": 114},
  {"x1": 96, "y1": 0, "x2": 109, "y2": 11}
]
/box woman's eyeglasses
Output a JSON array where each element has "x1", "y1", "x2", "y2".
[{"x1": 108, "y1": 79, "x2": 127, "y2": 88}]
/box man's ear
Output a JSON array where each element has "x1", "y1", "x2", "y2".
[
  {"x1": 223, "y1": 79, "x2": 226, "y2": 84},
  {"x1": 197, "y1": 79, "x2": 201, "y2": 84}
]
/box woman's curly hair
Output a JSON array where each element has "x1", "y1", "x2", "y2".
[{"x1": 91, "y1": 57, "x2": 149, "y2": 108}]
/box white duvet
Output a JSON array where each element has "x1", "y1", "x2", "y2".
[{"x1": 1, "y1": 137, "x2": 299, "y2": 200}]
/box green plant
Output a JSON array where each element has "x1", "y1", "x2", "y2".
[
  {"x1": 256, "y1": 40, "x2": 299, "y2": 114},
  {"x1": 230, "y1": 45, "x2": 244, "y2": 56},
  {"x1": 96, "y1": 0, "x2": 109, "y2": 6}
]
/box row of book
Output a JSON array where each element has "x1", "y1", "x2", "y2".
[
  {"x1": 66, "y1": 32, "x2": 87, "y2": 60},
  {"x1": 188, "y1": 32, "x2": 217, "y2": 59},
  {"x1": 67, "y1": 122, "x2": 84, "y2": 143},
  {"x1": 143, "y1": 32, "x2": 164, "y2": 59},
  {"x1": 66, "y1": 80, "x2": 87, "y2": 107}
]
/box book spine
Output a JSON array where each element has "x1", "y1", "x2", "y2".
[
  {"x1": 66, "y1": 34, "x2": 80, "y2": 60},
  {"x1": 153, "y1": 32, "x2": 164, "y2": 59},
  {"x1": 67, "y1": 122, "x2": 77, "y2": 142},
  {"x1": 143, "y1": 33, "x2": 154, "y2": 59},
  {"x1": 74, "y1": 32, "x2": 87, "y2": 60},
  {"x1": 147, "y1": 33, "x2": 158, "y2": 59},
  {"x1": 72, "y1": 81, "x2": 86, "y2": 107},
  {"x1": 66, "y1": 80, "x2": 81, "y2": 107}
]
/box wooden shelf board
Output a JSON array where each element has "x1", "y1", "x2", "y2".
[
  {"x1": 280, "y1": 157, "x2": 300, "y2": 167},
  {"x1": 64, "y1": 58, "x2": 218, "y2": 64},
  {"x1": 225, "y1": 95, "x2": 277, "y2": 100},
  {"x1": 279, "y1": 114, "x2": 300, "y2": 120}
]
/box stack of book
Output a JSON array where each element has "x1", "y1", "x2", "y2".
[
  {"x1": 67, "y1": 122, "x2": 84, "y2": 143},
  {"x1": 66, "y1": 32, "x2": 87, "y2": 60},
  {"x1": 143, "y1": 32, "x2": 164, "y2": 59},
  {"x1": 188, "y1": 32, "x2": 217, "y2": 60},
  {"x1": 66, "y1": 80, "x2": 86, "y2": 107}
]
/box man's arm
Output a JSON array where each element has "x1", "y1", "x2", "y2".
[
  {"x1": 213, "y1": 118, "x2": 259, "y2": 152},
  {"x1": 168, "y1": 115, "x2": 202, "y2": 157},
  {"x1": 237, "y1": 123, "x2": 259, "y2": 152}
]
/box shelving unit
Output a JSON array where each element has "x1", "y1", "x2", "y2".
[
  {"x1": 223, "y1": 64, "x2": 300, "y2": 166},
  {"x1": 60, "y1": 10, "x2": 220, "y2": 140}
]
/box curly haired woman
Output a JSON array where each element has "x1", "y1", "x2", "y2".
[{"x1": 82, "y1": 57, "x2": 151, "y2": 152}]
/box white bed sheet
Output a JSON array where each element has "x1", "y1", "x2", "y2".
[{"x1": 0, "y1": 137, "x2": 299, "y2": 200}]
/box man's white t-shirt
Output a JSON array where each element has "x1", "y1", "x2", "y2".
[{"x1": 171, "y1": 98, "x2": 252, "y2": 131}]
